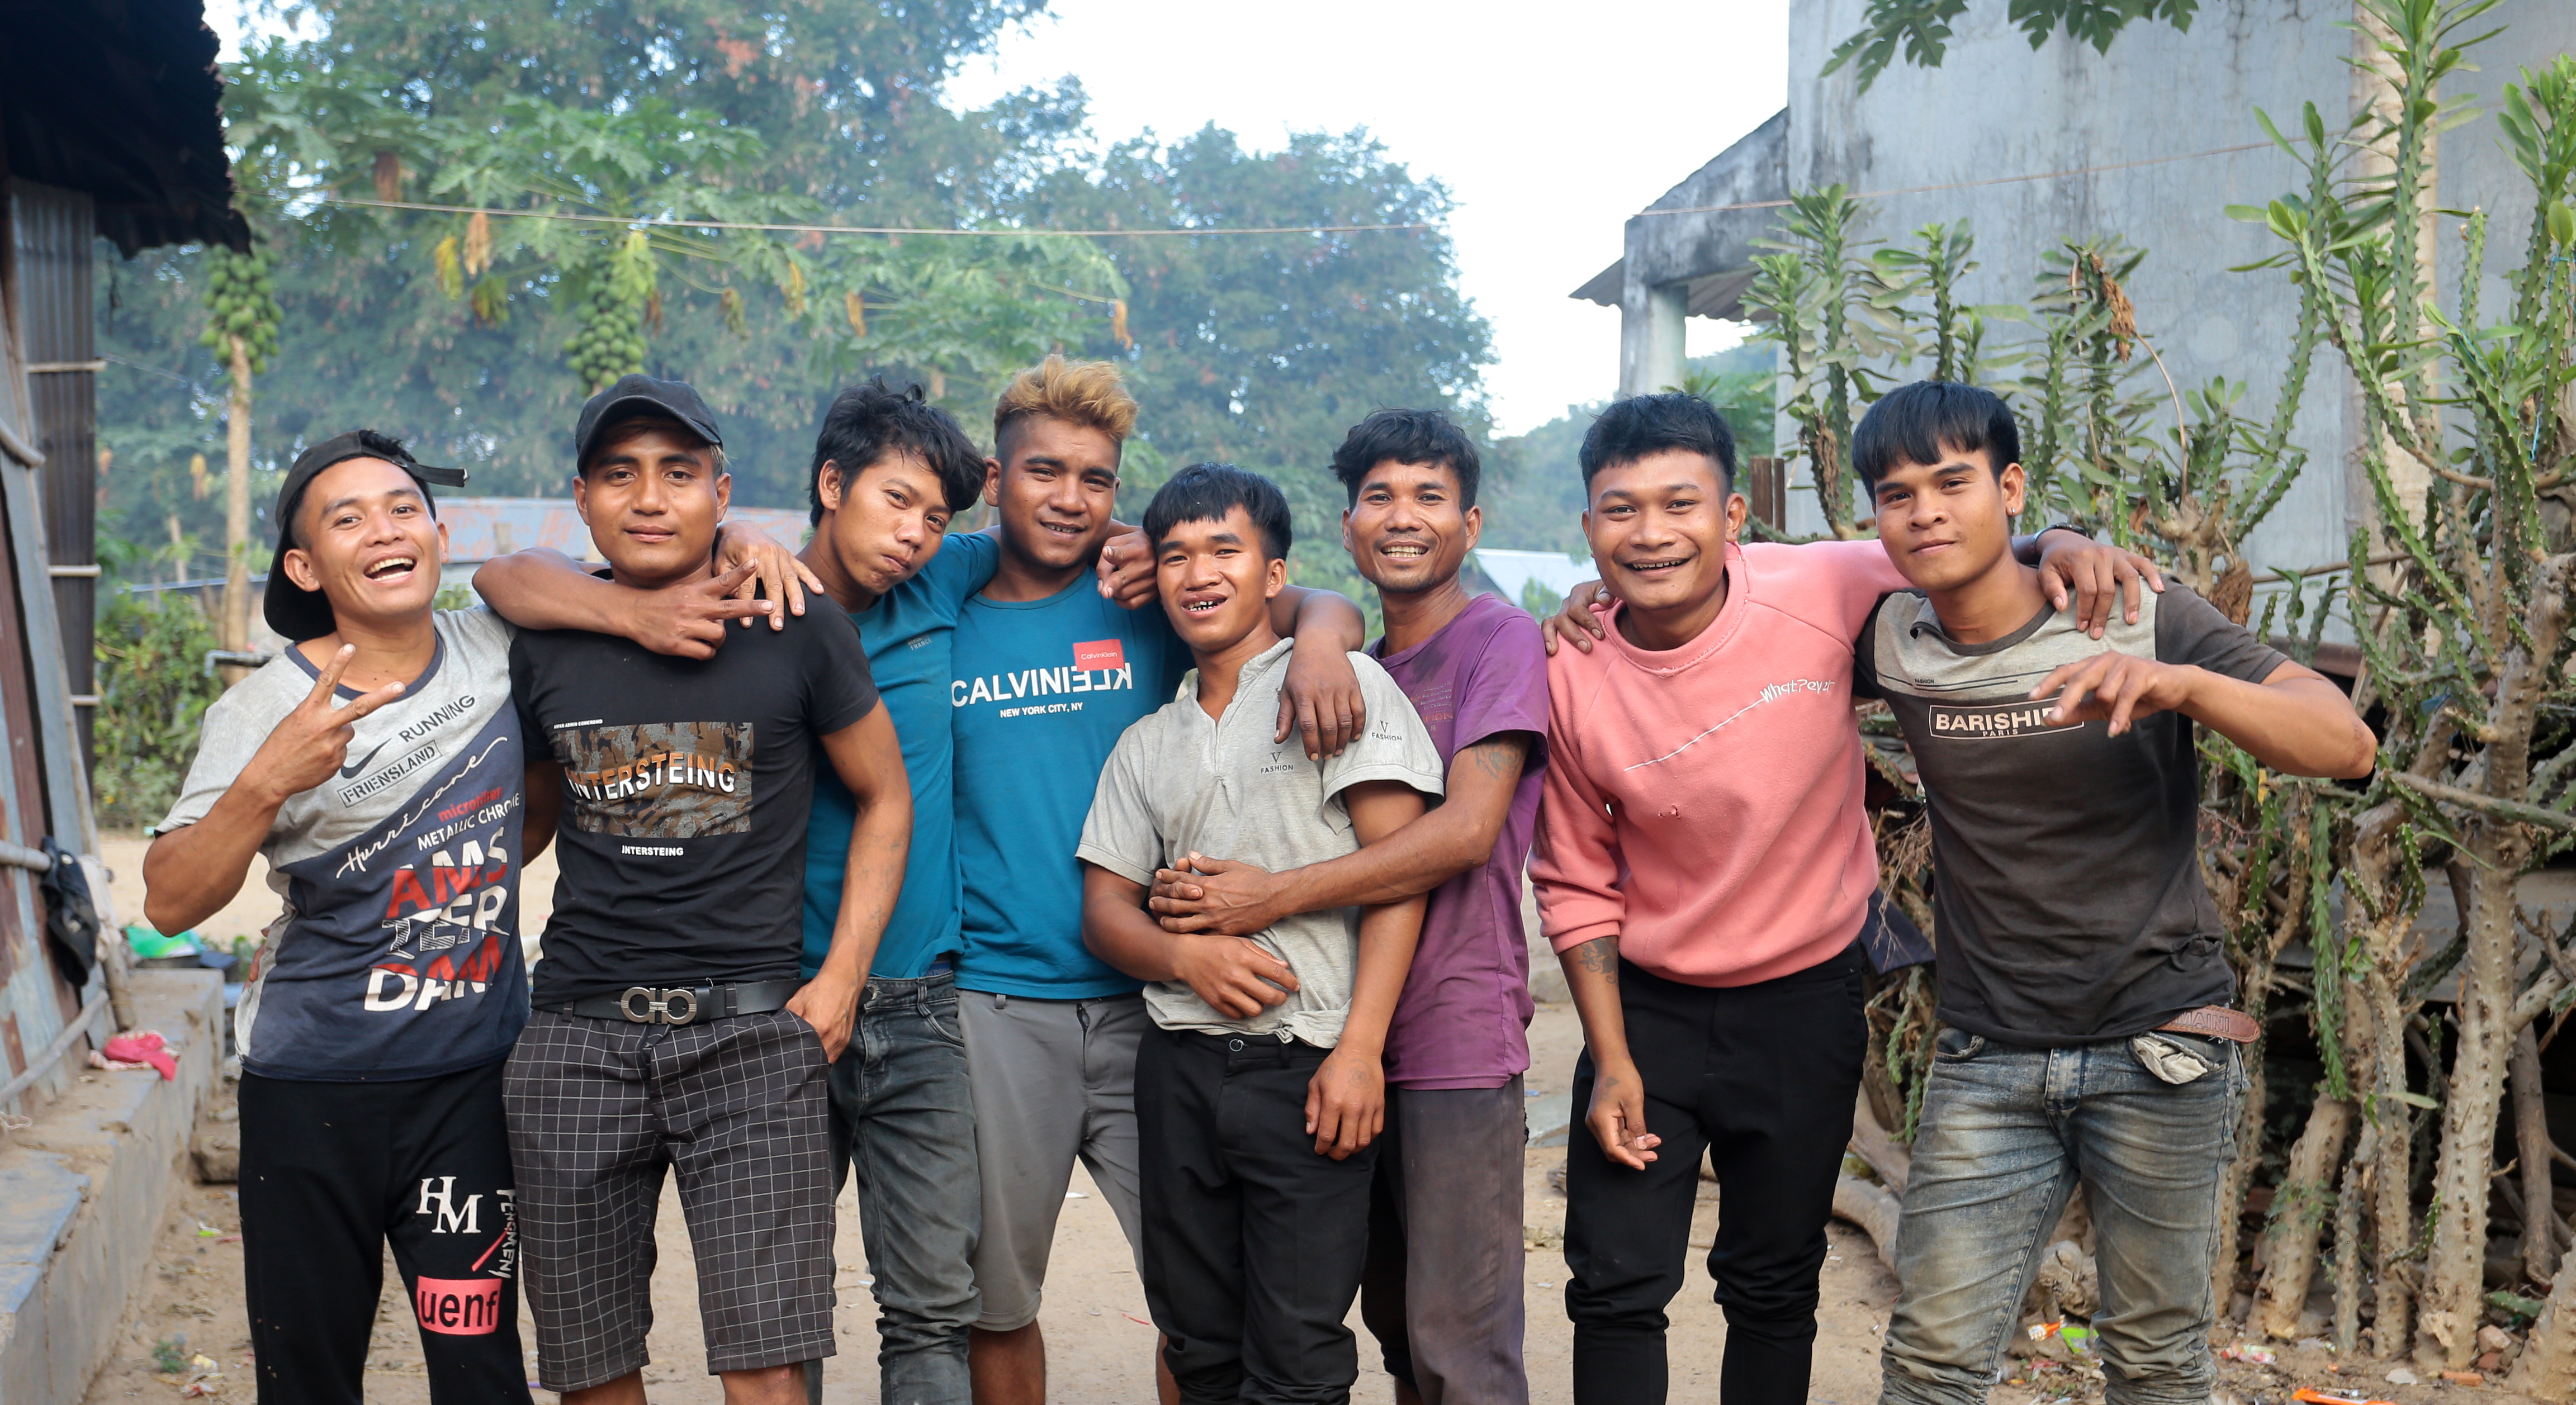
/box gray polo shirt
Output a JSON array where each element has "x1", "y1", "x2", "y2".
[{"x1": 1076, "y1": 638, "x2": 1445, "y2": 1045}]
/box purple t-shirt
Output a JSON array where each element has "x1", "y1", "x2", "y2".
[{"x1": 1373, "y1": 592, "x2": 1550, "y2": 1089}]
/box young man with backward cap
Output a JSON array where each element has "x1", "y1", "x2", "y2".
[
  {"x1": 489, "y1": 375, "x2": 912, "y2": 1405},
  {"x1": 1846, "y1": 381, "x2": 2374, "y2": 1405},
  {"x1": 145, "y1": 431, "x2": 531, "y2": 1405}
]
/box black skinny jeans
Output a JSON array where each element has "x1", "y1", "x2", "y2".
[{"x1": 1561, "y1": 942, "x2": 1868, "y2": 1405}]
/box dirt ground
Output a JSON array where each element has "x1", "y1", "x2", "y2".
[
  {"x1": 80, "y1": 994, "x2": 1917, "y2": 1404},
  {"x1": 77, "y1": 838, "x2": 2554, "y2": 1402}
]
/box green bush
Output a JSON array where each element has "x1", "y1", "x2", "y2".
[{"x1": 93, "y1": 591, "x2": 224, "y2": 831}]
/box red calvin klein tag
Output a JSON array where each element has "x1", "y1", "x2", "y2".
[{"x1": 1074, "y1": 639, "x2": 1125, "y2": 671}]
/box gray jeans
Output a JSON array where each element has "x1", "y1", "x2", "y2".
[
  {"x1": 1878, "y1": 1027, "x2": 2243, "y2": 1405},
  {"x1": 808, "y1": 971, "x2": 981, "y2": 1405},
  {"x1": 1359, "y1": 1080, "x2": 1531, "y2": 1405}
]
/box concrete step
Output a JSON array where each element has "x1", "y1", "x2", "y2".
[{"x1": 0, "y1": 970, "x2": 222, "y2": 1405}]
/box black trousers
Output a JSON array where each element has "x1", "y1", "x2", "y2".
[
  {"x1": 1137, "y1": 1028, "x2": 1380, "y2": 1405},
  {"x1": 1562, "y1": 943, "x2": 1868, "y2": 1405},
  {"x1": 238, "y1": 1059, "x2": 532, "y2": 1405}
]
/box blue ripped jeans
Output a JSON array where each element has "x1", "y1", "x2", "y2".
[{"x1": 1878, "y1": 1027, "x2": 2243, "y2": 1405}]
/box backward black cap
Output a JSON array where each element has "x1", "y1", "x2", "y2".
[
  {"x1": 264, "y1": 430, "x2": 466, "y2": 642},
  {"x1": 573, "y1": 374, "x2": 724, "y2": 469}
]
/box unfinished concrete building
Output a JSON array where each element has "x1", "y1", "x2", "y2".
[{"x1": 1574, "y1": 0, "x2": 2576, "y2": 565}]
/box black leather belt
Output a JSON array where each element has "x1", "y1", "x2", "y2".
[{"x1": 554, "y1": 978, "x2": 802, "y2": 1026}]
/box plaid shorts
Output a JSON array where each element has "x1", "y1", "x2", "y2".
[{"x1": 504, "y1": 1008, "x2": 836, "y2": 1390}]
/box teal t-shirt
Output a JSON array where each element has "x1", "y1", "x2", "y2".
[
  {"x1": 802, "y1": 530, "x2": 1000, "y2": 979},
  {"x1": 951, "y1": 576, "x2": 1192, "y2": 998}
]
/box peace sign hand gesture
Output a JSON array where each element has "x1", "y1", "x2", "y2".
[{"x1": 244, "y1": 645, "x2": 409, "y2": 806}]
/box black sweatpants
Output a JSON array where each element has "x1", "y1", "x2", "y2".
[
  {"x1": 1137, "y1": 1028, "x2": 1380, "y2": 1405},
  {"x1": 238, "y1": 1059, "x2": 531, "y2": 1405},
  {"x1": 1562, "y1": 943, "x2": 1868, "y2": 1405}
]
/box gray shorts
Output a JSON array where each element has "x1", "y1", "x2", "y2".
[{"x1": 957, "y1": 990, "x2": 1149, "y2": 1331}]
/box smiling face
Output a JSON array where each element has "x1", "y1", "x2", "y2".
[
  {"x1": 281, "y1": 457, "x2": 450, "y2": 631},
  {"x1": 815, "y1": 450, "x2": 952, "y2": 597},
  {"x1": 988, "y1": 414, "x2": 1121, "y2": 577},
  {"x1": 1869, "y1": 444, "x2": 2024, "y2": 594},
  {"x1": 1581, "y1": 447, "x2": 1746, "y2": 641},
  {"x1": 573, "y1": 421, "x2": 730, "y2": 587},
  {"x1": 1341, "y1": 457, "x2": 1478, "y2": 596},
  {"x1": 1156, "y1": 504, "x2": 1286, "y2": 657}
]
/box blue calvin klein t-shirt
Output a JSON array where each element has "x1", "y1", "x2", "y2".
[
  {"x1": 952, "y1": 576, "x2": 1192, "y2": 998},
  {"x1": 802, "y1": 530, "x2": 1001, "y2": 980}
]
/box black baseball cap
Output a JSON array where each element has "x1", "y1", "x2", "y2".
[
  {"x1": 263, "y1": 430, "x2": 467, "y2": 642},
  {"x1": 572, "y1": 374, "x2": 725, "y2": 471}
]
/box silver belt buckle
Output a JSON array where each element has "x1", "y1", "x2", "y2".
[{"x1": 618, "y1": 986, "x2": 699, "y2": 1025}]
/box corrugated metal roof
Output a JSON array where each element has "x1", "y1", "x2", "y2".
[
  {"x1": 1471, "y1": 548, "x2": 1595, "y2": 606},
  {"x1": 0, "y1": 0, "x2": 248, "y2": 255}
]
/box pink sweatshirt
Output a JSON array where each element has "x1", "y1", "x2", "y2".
[{"x1": 1533, "y1": 539, "x2": 1903, "y2": 986}]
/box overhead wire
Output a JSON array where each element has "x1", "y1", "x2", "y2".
[
  {"x1": 307, "y1": 140, "x2": 2279, "y2": 241},
  {"x1": 315, "y1": 196, "x2": 1436, "y2": 237}
]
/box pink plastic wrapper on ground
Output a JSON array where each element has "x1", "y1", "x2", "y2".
[{"x1": 100, "y1": 1029, "x2": 177, "y2": 1080}]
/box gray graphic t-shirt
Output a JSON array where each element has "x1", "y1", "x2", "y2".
[
  {"x1": 1854, "y1": 585, "x2": 2287, "y2": 1046},
  {"x1": 1076, "y1": 640, "x2": 1445, "y2": 1046},
  {"x1": 158, "y1": 610, "x2": 529, "y2": 1080}
]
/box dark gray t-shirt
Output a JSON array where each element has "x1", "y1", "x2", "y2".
[
  {"x1": 158, "y1": 610, "x2": 529, "y2": 1080},
  {"x1": 1854, "y1": 584, "x2": 2288, "y2": 1046}
]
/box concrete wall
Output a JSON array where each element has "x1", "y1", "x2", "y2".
[
  {"x1": 0, "y1": 970, "x2": 222, "y2": 1405},
  {"x1": 1773, "y1": 0, "x2": 2576, "y2": 567}
]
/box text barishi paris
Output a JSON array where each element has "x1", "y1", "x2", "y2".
[
  {"x1": 951, "y1": 637, "x2": 1134, "y2": 718},
  {"x1": 1929, "y1": 699, "x2": 2066, "y2": 738}
]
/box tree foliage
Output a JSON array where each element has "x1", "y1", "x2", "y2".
[
  {"x1": 90, "y1": 562, "x2": 225, "y2": 832},
  {"x1": 94, "y1": 0, "x2": 1492, "y2": 591},
  {"x1": 1822, "y1": 0, "x2": 2198, "y2": 92},
  {"x1": 1021, "y1": 126, "x2": 1493, "y2": 598}
]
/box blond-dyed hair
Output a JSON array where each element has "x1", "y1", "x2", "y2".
[{"x1": 992, "y1": 355, "x2": 1138, "y2": 457}]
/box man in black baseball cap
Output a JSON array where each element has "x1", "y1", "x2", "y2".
[
  {"x1": 262, "y1": 429, "x2": 468, "y2": 642},
  {"x1": 493, "y1": 372, "x2": 911, "y2": 1405},
  {"x1": 571, "y1": 372, "x2": 726, "y2": 471}
]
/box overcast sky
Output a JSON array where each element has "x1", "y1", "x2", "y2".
[{"x1": 207, "y1": 1, "x2": 1787, "y2": 435}]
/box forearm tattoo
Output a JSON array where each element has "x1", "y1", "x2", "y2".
[{"x1": 1569, "y1": 936, "x2": 1618, "y2": 979}]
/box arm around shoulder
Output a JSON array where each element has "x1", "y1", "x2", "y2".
[{"x1": 475, "y1": 549, "x2": 769, "y2": 658}]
